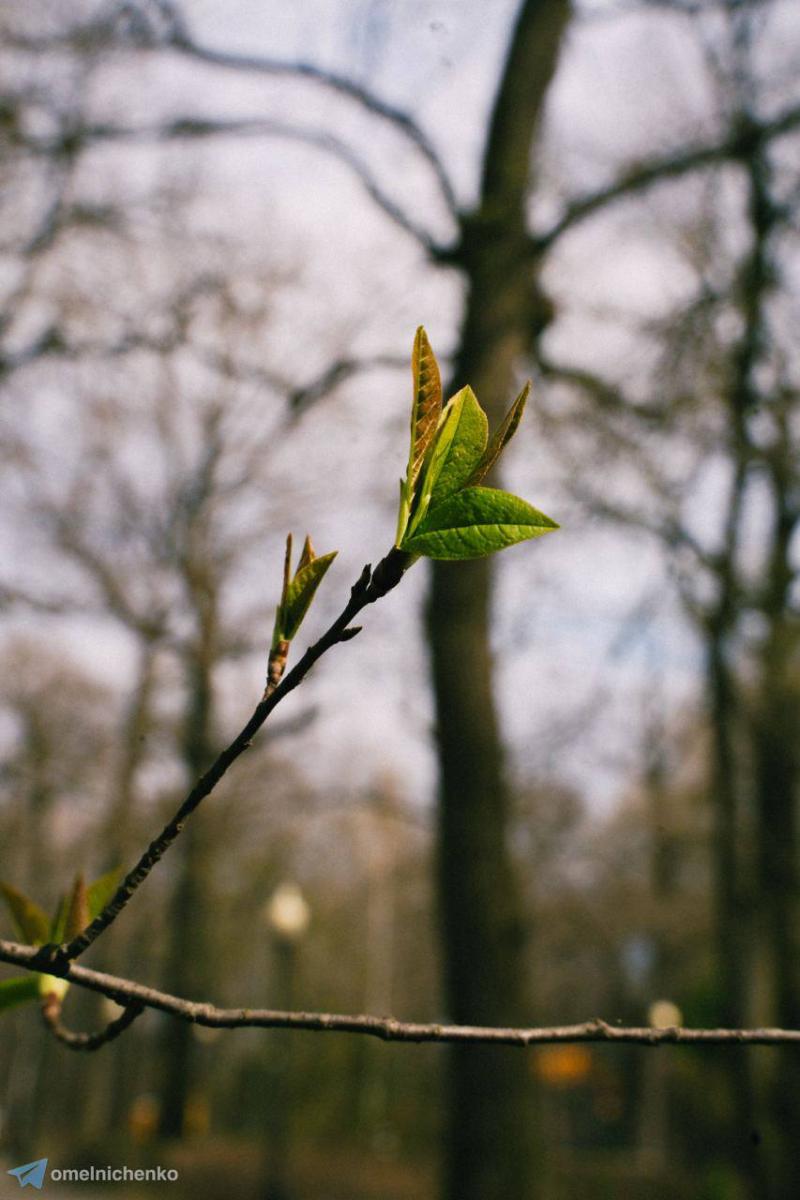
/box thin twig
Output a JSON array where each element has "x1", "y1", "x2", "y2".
[
  {"x1": 2, "y1": 940, "x2": 797, "y2": 1048},
  {"x1": 169, "y1": 28, "x2": 461, "y2": 220},
  {"x1": 22, "y1": 118, "x2": 451, "y2": 256},
  {"x1": 533, "y1": 102, "x2": 800, "y2": 251},
  {"x1": 40, "y1": 989, "x2": 144, "y2": 1052},
  {"x1": 52, "y1": 547, "x2": 412, "y2": 964},
  {"x1": 5, "y1": 4, "x2": 460, "y2": 221}
]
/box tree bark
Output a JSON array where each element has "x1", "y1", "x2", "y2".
[
  {"x1": 427, "y1": 5, "x2": 571, "y2": 1198},
  {"x1": 157, "y1": 648, "x2": 216, "y2": 1139},
  {"x1": 752, "y1": 463, "x2": 800, "y2": 1200}
]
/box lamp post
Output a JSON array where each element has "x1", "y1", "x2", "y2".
[{"x1": 262, "y1": 882, "x2": 310, "y2": 1200}]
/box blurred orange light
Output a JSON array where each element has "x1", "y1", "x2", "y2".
[{"x1": 533, "y1": 1045, "x2": 592, "y2": 1086}]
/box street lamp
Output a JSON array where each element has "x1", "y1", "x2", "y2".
[
  {"x1": 264, "y1": 882, "x2": 311, "y2": 946},
  {"x1": 261, "y1": 881, "x2": 310, "y2": 1200}
]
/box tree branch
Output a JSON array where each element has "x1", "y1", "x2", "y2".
[
  {"x1": 5, "y1": 0, "x2": 459, "y2": 222},
  {"x1": 37, "y1": 118, "x2": 450, "y2": 256},
  {"x1": 50, "y1": 547, "x2": 413, "y2": 963},
  {"x1": 40, "y1": 991, "x2": 145, "y2": 1052},
  {"x1": 2, "y1": 939, "x2": 798, "y2": 1047},
  {"x1": 534, "y1": 103, "x2": 800, "y2": 251},
  {"x1": 166, "y1": 15, "x2": 460, "y2": 220}
]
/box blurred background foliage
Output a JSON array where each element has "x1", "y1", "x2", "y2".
[{"x1": 1, "y1": 1, "x2": 799, "y2": 1198}]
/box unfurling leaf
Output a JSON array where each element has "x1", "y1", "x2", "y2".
[
  {"x1": 282, "y1": 551, "x2": 338, "y2": 640},
  {"x1": 0, "y1": 883, "x2": 51, "y2": 945},
  {"x1": 396, "y1": 327, "x2": 442, "y2": 543},
  {"x1": 282, "y1": 533, "x2": 293, "y2": 601},
  {"x1": 272, "y1": 534, "x2": 337, "y2": 648},
  {"x1": 296, "y1": 534, "x2": 315, "y2": 573},
  {"x1": 0, "y1": 975, "x2": 40, "y2": 1013},
  {"x1": 88, "y1": 866, "x2": 123, "y2": 920},
  {"x1": 63, "y1": 874, "x2": 90, "y2": 941},
  {"x1": 49, "y1": 893, "x2": 69, "y2": 944},
  {"x1": 401, "y1": 486, "x2": 558, "y2": 560},
  {"x1": 468, "y1": 382, "x2": 529, "y2": 486},
  {"x1": 408, "y1": 387, "x2": 487, "y2": 535},
  {"x1": 408, "y1": 326, "x2": 442, "y2": 488}
]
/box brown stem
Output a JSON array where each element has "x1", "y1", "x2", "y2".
[
  {"x1": 54, "y1": 548, "x2": 413, "y2": 963},
  {"x1": 40, "y1": 989, "x2": 144, "y2": 1052},
  {"x1": 0, "y1": 941, "x2": 794, "y2": 1048}
]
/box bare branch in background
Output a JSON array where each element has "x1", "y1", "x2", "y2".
[
  {"x1": 3, "y1": 0, "x2": 460, "y2": 223},
  {"x1": 533, "y1": 103, "x2": 800, "y2": 251},
  {"x1": 17, "y1": 117, "x2": 451, "y2": 256}
]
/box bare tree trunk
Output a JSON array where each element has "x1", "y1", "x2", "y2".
[
  {"x1": 752, "y1": 472, "x2": 800, "y2": 1200},
  {"x1": 705, "y1": 622, "x2": 767, "y2": 1196},
  {"x1": 427, "y1": 5, "x2": 570, "y2": 1197},
  {"x1": 158, "y1": 651, "x2": 215, "y2": 1139}
]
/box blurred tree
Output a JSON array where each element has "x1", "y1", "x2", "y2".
[
  {"x1": 535, "y1": 5, "x2": 800, "y2": 1194},
  {"x1": 2, "y1": 2, "x2": 800, "y2": 1199},
  {"x1": 0, "y1": 640, "x2": 116, "y2": 1153},
  {"x1": 0, "y1": 225, "x2": 305, "y2": 1135},
  {"x1": 425, "y1": 5, "x2": 571, "y2": 1198}
]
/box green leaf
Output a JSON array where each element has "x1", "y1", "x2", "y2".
[
  {"x1": 62, "y1": 874, "x2": 90, "y2": 941},
  {"x1": 408, "y1": 387, "x2": 487, "y2": 535},
  {"x1": 401, "y1": 486, "x2": 558, "y2": 560},
  {"x1": 88, "y1": 866, "x2": 123, "y2": 920},
  {"x1": 407, "y1": 326, "x2": 442, "y2": 490},
  {"x1": 0, "y1": 975, "x2": 40, "y2": 1013},
  {"x1": 396, "y1": 327, "x2": 443, "y2": 544},
  {"x1": 50, "y1": 893, "x2": 69, "y2": 943},
  {"x1": 469, "y1": 382, "x2": 530, "y2": 486},
  {"x1": 0, "y1": 883, "x2": 51, "y2": 945},
  {"x1": 424, "y1": 386, "x2": 488, "y2": 511},
  {"x1": 281, "y1": 551, "x2": 338, "y2": 640},
  {"x1": 296, "y1": 534, "x2": 315, "y2": 573}
]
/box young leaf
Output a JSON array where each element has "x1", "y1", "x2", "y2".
[
  {"x1": 50, "y1": 893, "x2": 69, "y2": 943},
  {"x1": 468, "y1": 382, "x2": 530, "y2": 486},
  {"x1": 407, "y1": 386, "x2": 487, "y2": 536},
  {"x1": 396, "y1": 327, "x2": 443, "y2": 544},
  {"x1": 282, "y1": 551, "x2": 338, "y2": 640},
  {"x1": 0, "y1": 975, "x2": 40, "y2": 1013},
  {"x1": 401, "y1": 486, "x2": 558, "y2": 560},
  {"x1": 62, "y1": 874, "x2": 90, "y2": 941},
  {"x1": 282, "y1": 533, "x2": 293, "y2": 598},
  {"x1": 407, "y1": 326, "x2": 442, "y2": 489},
  {"x1": 423, "y1": 386, "x2": 488, "y2": 512},
  {"x1": 296, "y1": 534, "x2": 315, "y2": 573},
  {"x1": 0, "y1": 883, "x2": 51, "y2": 945},
  {"x1": 88, "y1": 866, "x2": 123, "y2": 920},
  {"x1": 271, "y1": 533, "x2": 294, "y2": 651}
]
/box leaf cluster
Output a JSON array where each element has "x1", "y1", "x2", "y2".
[
  {"x1": 0, "y1": 869, "x2": 120, "y2": 1011},
  {"x1": 271, "y1": 534, "x2": 337, "y2": 650},
  {"x1": 395, "y1": 328, "x2": 557, "y2": 559}
]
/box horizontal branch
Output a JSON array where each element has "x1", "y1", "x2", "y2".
[
  {"x1": 54, "y1": 547, "x2": 413, "y2": 963},
  {"x1": 3, "y1": 939, "x2": 799, "y2": 1048},
  {"x1": 534, "y1": 102, "x2": 800, "y2": 251},
  {"x1": 167, "y1": 18, "x2": 460, "y2": 219},
  {"x1": 47, "y1": 118, "x2": 450, "y2": 256},
  {"x1": 6, "y1": 1, "x2": 459, "y2": 221},
  {"x1": 285, "y1": 353, "x2": 409, "y2": 415}
]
